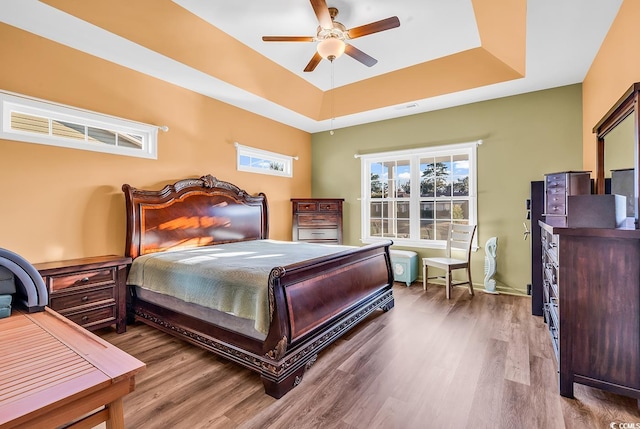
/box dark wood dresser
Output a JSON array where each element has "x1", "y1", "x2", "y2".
[
  {"x1": 34, "y1": 255, "x2": 131, "y2": 333},
  {"x1": 540, "y1": 221, "x2": 640, "y2": 406},
  {"x1": 291, "y1": 198, "x2": 344, "y2": 244}
]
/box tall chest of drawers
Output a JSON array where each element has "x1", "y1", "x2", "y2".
[
  {"x1": 35, "y1": 255, "x2": 131, "y2": 333},
  {"x1": 544, "y1": 171, "x2": 591, "y2": 226},
  {"x1": 291, "y1": 198, "x2": 344, "y2": 244},
  {"x1": 539, "y1": 221, "x2": 640, "y2": 405}
]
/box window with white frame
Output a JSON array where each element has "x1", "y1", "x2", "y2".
[
  {"x1": 235, "y1": 142, "x2": 294, "y2": 178},
  {"x1": 0, "y1": 92, "x2": 158, "y2": 159},
  {"x1": 360, "y1": 141, "x2": 478, "y2": 249}
]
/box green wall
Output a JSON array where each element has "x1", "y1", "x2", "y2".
[{"x1": 311, "y1": 84, "x2": 583, "y2": 295}]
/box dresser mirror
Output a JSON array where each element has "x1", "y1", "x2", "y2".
[{"x1": 593, "y1": 82, "x2": 640, "y2": 229}]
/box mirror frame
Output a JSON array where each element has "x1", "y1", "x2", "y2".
[{"x1": 593, "y1": 82, "x2": 640, "y2": 229}]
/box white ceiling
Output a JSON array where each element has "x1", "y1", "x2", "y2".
[
  {"x1": 0, "y1": 0, "x2": 624, "y2": 133},
  {"x1": 174, "y1": 0, "x2": 482, "y2": 90}
]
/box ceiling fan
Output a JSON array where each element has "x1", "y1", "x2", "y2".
[{"x1": 262, "y1": 0, "x2": 400, "y2": 72}]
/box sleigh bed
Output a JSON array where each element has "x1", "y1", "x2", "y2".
[{"x1": 122, "y1": 175, "x2": 394, "y2": 398}]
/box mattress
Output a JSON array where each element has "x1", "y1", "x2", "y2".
[{"x1": 127, "y1": 239, "x2": 353, "y2": 335}]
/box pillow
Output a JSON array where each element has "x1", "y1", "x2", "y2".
[
  {"x1": 0, "y1": 265, "x2": 16, "y2": 295},
  {"x1": 0, "y1": 294, "x2": 12, "y2": 307}
]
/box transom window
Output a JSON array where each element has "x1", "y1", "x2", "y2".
[
  {"x1": 0, "y1": 92, "x2": 158, "y2": 159},
  {"x1": 235, "y1": 142, "x2": 294, "y2": 178},
  {"x1": 360, "y1": 142, "x2": 478, "y2": 249}
]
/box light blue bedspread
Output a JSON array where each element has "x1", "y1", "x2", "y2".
[{"x1": 127, "y1": 239, "x2": 353, "y2": 335}]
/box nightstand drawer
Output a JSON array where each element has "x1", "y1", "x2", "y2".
[
  {"x1": 60, "y1": 302, "x2": 116, "y2": 328},
  {"x1": 318, "y1": 202, "x2": 339, "y2": 212},
  {"x1": 299, "y1": 228, "x2": 339, "y2": 240},
  {"x1": 296, "y1": 202, "x2": 318, "y2": 212},
  {"x1": 50, "y1": 284, "x2": 115, "y2": 311},
  {"x1": 298, "y1": 214, "x2": 338, "y2": 226},
  {"x1": 48, "y1": 268, "x2": 115, "y2": 292}
]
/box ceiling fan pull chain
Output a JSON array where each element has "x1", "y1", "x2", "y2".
[{"x1": 330, "y1": 61, "x2": 335, "y2": 135}]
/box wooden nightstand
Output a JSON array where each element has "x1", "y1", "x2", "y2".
[
  {"x1": 291, "y1": 198, "x2": 344, "y2": 244},
  {"x1": 34, "y1": 255, "x2": 131, "y2": 333}
]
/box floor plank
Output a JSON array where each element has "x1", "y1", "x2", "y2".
[{"x1": 98, "y1": 283, "x2": 640, "y2": 428}]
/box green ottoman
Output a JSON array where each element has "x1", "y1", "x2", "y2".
[{"x1": 390, "y1": 250, "x2": 418, "y2": 286}]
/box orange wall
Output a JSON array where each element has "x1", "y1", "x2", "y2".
[
  {"x1": 0, "y1": 24, "x2": 311, "y2": 264},
  {"x1": 583, "y1": 0, "x2": 640, "y2": 172}
]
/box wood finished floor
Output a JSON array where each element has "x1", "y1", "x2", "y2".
[{"x1": 98, "y1": 283, "x2": 639, "y2": 429}]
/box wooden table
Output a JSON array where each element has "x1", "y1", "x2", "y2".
[{"x1": 0, "y1": 308, "x2": 145, "y2": 429}]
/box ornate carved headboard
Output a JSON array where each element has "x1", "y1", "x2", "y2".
[{"x1": 122, "y1": 175, "x2": 269, "y2": 259}]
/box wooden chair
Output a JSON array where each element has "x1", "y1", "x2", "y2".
[{"x1": 422, "y1": 224, "x2": 476, "y2": 299}]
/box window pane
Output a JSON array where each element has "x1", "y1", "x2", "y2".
[
  {"x1": 396, "y1": 179, "x2": 410, "y2": 198},
  {"x1": 370, "y1": 178, "x2": 384, "y2": 198},
  {"x1": 239, "y1": 155, "x2": 251, "y2": 167},
  {"x1": 435, "y1": 156, "x2": 451, "y2": 174},
  {"x1": 452, "y1": 154, "x2": 469, "y2": 175},
  {"x1": 251, "y1": 156, "x2": 268, "y2": 168},
  {"x1": 118, "y1": 133, "x2": 143, "y2": 149},
  {"x1": 11, "y1": 112, "x2": 48, "y2": 134},
  {"x1": 436, "y1": 178, "x2": 452, "y2": 197},
  {"x1": 420, "y1": 201, "x2": 434, "y2": 219},
  {"x1": 370, "y1": 202, "x2": 382, "y2": 219},
  {"x1": 88, "y1": 127, "x2": 116, "y2": 146},
  {"x1": 420, "y1": 176, "x2": 434, "y2": 198},
  {"x1": 452, "y1": 200, "x2": 469, "y2": 220},
  {"x1": 52, "y1": 120, "x2": 85, "y2": 140},
  {"x1": 370, "y1": 162, "x2": 383, "y2": 178},
  {"x1": 397, "y1": 220, "x2": 410, "y2": 238},
  {"x1": 436, "y1": 201, "x2": 451, "y2": 219},
  {"x1": 397, "y1": 201, "x2": 410, "y2": 218},
  {"x1": 452, "y1": 176, "x2": 468, "y2": 196},
  {"x1": 370, "y1": 219, "x2": 382, "y2": 236},
  {"x1": 435, "y1": 222, "x2": 450, "y2": 240},
  {"x1": 420, "y1": 219, "x2": 434, "y2": 240},
  {"x1": 269, "y1": 161, "x2": 284, "y2": 171},
  {"x1": 420, "y1": 158, "x2": 434, "y2": 198},
  {"x1": 396, "y1": 160, "x2": 411, "y2": 197},
  {"x1": 434, "y1": 156, "x2": 452, "y2": 197}
]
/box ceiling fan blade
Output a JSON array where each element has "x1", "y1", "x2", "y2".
[
  {"x1": 347, "y1": 16, "x2": 400, "y2": 39},
  {"x1": 310, "y1": 0, "x2": 333, "y2": 29},
  {"x1": 304, "y1": 52, "x2": 323, "y2": 72},
  {"x1": 262, "y1": 36, "x2": 315, "y2": 42},
  {"x1": 345, "y1": 44, "x2": 378, "y2": 67}
]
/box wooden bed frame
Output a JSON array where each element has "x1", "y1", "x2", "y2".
[{"x1": 122, "y1": 175, "x2": 395, "y2": 398}]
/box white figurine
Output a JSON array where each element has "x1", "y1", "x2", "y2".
[{"x1": 484, "y1": 236, "x2": 499, "y2": 294}]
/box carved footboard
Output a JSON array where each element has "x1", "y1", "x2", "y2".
[{"x1": 261, "y1": 240, "x2": 394, "y2": 398}]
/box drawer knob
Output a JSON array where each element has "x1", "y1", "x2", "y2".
[
  {"x1": 81, "y1": 296, "x2": 89, "y2": 302},
  {"x1": 81, "y1": 316, "x2": 89, "y2": 322},
  {"x1": 80, "y1": 277, "x2": 90, "y2": 283}
]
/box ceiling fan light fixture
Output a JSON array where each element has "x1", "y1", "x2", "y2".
[{"x1": 317, "y1": 37, "x2": 345, "y2": 61}]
